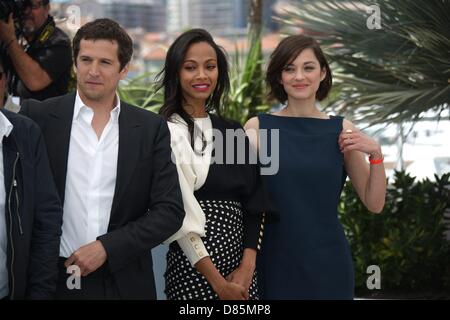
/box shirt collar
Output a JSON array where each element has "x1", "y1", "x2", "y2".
[
  {"x1": 74, "y1": 91, "x2": 121, "y2": 122},
  {"x1": 0, "y1": 111, "x2": 14, "y2": 139}
]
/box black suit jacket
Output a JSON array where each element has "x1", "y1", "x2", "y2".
[
  {"x1": 20, "y1": 92, "x2": 185, "y2": 299},
  {"x1": 2, "y1": 109, "x2": 63, "y2": 299}
]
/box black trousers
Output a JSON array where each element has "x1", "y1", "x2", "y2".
[{"x1": 55, "y1": 257, "x2": 120, "y2": 300}]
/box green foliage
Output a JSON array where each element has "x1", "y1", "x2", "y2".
[
  {"x1": 339, "y1": 171, "x2": 450, "y2": 297},
  {"x1": 226, "y1": 38, "x2": 271, "y2": 124},
  {"x1": 118, "y1": 72, "x2": 163, "y2": 113},
  {"x1": 67, "y1": 68, "x2": 77, "y2": 93},
  {"x1": 278, "y1": 0, "x2": 450, "y2": 124}
]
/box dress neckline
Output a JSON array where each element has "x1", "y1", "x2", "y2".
[{"x1": 265, "y1": 113, "x2": 333, "y2": 120}]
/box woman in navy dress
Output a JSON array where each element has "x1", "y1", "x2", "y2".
[{"x1": 245, "y1": 35, "x2": 387, "y2": 299}]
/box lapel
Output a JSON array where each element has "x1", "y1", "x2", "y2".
[
  {"x1": 2, "y1": 116, "x2": 19, "y2": 200},
  {"x1": 46, "y1": 92, "x2": 76, "y2": 203},
  {"x1": 109, "y1": 102, "x2": 142, "y2": 224}
]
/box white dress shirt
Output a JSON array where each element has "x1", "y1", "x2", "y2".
[
  {"x1": 60, "y1": 92, "x2": 120, "y2": 258},
  {"x1": 164, "y1": 113, "x2": 214, "y2": 266},
  {"x1": 0, "y1": 112, "x2": 14, "y2": 298}
]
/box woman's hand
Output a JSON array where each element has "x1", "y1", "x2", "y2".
[
  {"x1": 226, "y1": 263, "x2": 255, "y2": 300},
  {"x1": 338, "y1": 128, "x2": 382, "y2": 159},
  {"x1": 215, "y1": 281, "x2": 247, "y2": 300},
  {"x1": 195, "y1": 256, "x2": 247, "y2": 300}
]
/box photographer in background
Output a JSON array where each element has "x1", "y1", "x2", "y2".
[{"x1": 0, "y1": 0, "x2": 72, "y2": 102}]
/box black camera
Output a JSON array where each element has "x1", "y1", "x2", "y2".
[{"x1": 0, "y1": 0, "x2": 30, "y2": 22}]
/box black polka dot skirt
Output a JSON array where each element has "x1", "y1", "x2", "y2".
[{"x1": 165, "y1": 200, "x2": 259, "y2": 300}]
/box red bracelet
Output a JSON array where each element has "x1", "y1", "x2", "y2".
[{"x1": 369, "y1": 155, "x2": 384, "y2": 165}]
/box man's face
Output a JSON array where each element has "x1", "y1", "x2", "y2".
[
  {"x1": 75, "y1": 39, "x2": 128, "y2": 103},
  {"x1": 23, "y1": 0, "x2": 50, "y2": 34}
]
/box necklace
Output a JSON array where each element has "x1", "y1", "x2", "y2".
[
  {"x1": 193, "y1": 130, "x2": 207, "y2": 156},
  {"x1": 192, "y1": 118, "x2": 209, "y2": 156}
]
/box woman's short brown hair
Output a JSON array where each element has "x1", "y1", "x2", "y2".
[{"x1": 266, "y1": 35, "x2": 332, "y2": 103}]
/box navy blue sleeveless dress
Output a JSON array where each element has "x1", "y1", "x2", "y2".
[{"x1": 257, "y1": 114, "x2": 354, "y2": 299}]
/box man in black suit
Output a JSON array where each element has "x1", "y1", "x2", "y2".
[{"x1": 20, "y1": 18, "x2": 184, "y2": 299}]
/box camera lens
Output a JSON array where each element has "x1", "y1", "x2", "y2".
[{"x1": 0, "y1": 0, "x2": 26, "y2": 22}]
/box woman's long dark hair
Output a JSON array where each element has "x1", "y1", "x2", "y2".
[{"x1": 156, "y1": 28, "x2": 230, "y2": 149}]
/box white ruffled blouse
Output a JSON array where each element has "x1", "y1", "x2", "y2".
[{"x1": 163, "y1": 113, "x2": 214, "y2": 266}]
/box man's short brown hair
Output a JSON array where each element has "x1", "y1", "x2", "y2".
[{"x1": 72, "y1": 18, "x2": 133, "y2": 71}]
